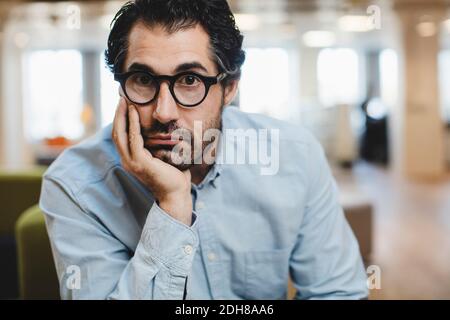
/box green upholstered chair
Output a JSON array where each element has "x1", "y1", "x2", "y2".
[
  {"x1": 0, "y1": 168, "x2": 46, "y2": 237},
  {"x1": 0, "y1": 168, "x2": 46, "y2": 299},
  {"x1": 15, "y1": 205, "x2": 59, "y2": 299}
]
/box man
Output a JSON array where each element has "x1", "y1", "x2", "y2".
[{"x1": 40, "y1": 0, "x2": 368, "y2": 299}]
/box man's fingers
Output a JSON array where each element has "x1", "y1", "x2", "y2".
[
  {"x1": 128, "y1": 104, "x2": 145, "y2": 159},
  {"x1": 112, "y1": 97, "x2": 130, "y2": 161}
]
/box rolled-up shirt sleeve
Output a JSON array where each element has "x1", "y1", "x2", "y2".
[
  {"x1": 40, "y1": 176, "x2": 198, "y2": 300},
  {"x1": 289, "y1": 138, "x2": 369, "y2": 300}
]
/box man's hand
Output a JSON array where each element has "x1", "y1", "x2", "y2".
[{"x1": 112, "y1": 98, "x2": 193, "y2": 226}]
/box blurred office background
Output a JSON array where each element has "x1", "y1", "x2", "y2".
[{"x1": 1, "y1": 0, "x2": 450, "y2": 299}]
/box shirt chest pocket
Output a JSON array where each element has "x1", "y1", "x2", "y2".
[{"x1": 231, "y1": 248, "x2": 291, "y2": 300}]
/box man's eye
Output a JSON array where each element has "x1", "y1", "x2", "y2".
[
  {"x1": 137, "y1": 75, "x2": 151, "y2": 85},
  {"x1": 179, "y1": 75, "x2": 200, "y2": 86}
]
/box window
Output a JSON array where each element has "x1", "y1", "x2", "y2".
[
  {"x1": 317, "y1": 48, "x2": 360, "y2": 107},
  {"x1": 100, "y1": 53, "x2": 119, "y2": 127},
  {"x1": 380, "y1": 49, "x2": 398, "y2": 110},
  {"x1": 22, "y1": 50, "x2": 83, "y2": 141},
  {"x1": 240, "y1": 48, "x2": 291, "y2": 119},
  {"x1": 439, "y1": 50, "x2": 450, "y2": 121}
]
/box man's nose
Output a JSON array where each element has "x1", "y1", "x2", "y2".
[{"x1": 152, "y1": 82, "x2": 180, "y2": 124}]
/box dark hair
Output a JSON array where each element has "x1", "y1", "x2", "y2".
[{"x1": 105, "y1": 0, "x2": 245, "y2": 85}]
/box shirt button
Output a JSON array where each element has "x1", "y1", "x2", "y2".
[
  {"x1": 184, "y1": 245, "x2": 193, "y2": 255},
  {"x1": 196, "y1": 201, "x2": 206, "y2": 210},
  {"x1": 207, "y1": 252, "x2": 216, "y2": 262}
]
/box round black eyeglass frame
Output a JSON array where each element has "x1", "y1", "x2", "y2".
[{"x1": 114, "y1": 71, "x2": 227, "y2": 108}]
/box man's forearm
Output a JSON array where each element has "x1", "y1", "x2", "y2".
[{"x1": 107, "y1": 202, "x2": 199, "y2": 299}]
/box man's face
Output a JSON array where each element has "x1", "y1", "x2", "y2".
[{"x1": 123, "y1": 22, "x2": 232, "y2": 170}]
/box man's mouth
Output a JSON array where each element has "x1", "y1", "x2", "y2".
[{"x1": 145, "y1": 134, "x2": 181, "y2": 148}]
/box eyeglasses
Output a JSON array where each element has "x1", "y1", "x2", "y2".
[{"x1": 114, "y1": 71, "x2": 227, "y2": 108}]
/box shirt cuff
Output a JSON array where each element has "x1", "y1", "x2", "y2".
[{"x1": 137, "y1": 202, "x2": 199, "y2": 275}]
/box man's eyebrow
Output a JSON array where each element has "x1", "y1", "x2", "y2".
[
  {"x1": 128, "y1": 62, "x2": 155, "y2": 73},
  {"x1": 127, "y1": 61, "x2": 209, "y2": 74},
  {"x1": 174, "y1": 62, "x2": 209, "y2": 74}
]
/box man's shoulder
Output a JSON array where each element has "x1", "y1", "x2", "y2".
[
  {"x1": 43, "y1": 124, "x2": 120, "y2": 194},
  {"x1": 222, "y1": 106, "x2": 318, "y2": 147},
  {"x1": 220, "y1": 106, "x2": 326, "y2": 196}
]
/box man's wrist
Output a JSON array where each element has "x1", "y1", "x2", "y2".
[{"x1": 158, "y1": 192, "x2": 193, "y2": 226}]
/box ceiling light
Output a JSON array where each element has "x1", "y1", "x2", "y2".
[
  {"x1": 338, "y1": 15, "x2": 374, "y2": 32},
  {"x1": 416, "y1": 21, "x2": 437, "y2": 37},
  {"x1": 302, "y1": 31, "x2": 336, "y2": 48}
]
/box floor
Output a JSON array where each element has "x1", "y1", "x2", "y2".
[{"x1": 336, "y1": 162, "x2": 450, "y2": 299}]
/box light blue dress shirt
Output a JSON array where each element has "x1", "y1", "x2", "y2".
[{"x1": 40, "y1": 106, "x2": 368, "y2": 300}]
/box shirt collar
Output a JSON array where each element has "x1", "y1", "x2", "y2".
[
  {"x1": 194, "y1": 114, "x2": 230, "y2": 189},
  {"x1": 195, "y1": 133, "x2": 224, "y2": 189}
]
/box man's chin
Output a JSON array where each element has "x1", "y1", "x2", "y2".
[{"x1": 148, "y1": 147, "x2": 193, "y2": 171}]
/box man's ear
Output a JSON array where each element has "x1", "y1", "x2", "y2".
[{"x1": 223, "y1": 80, "x2": 239, "y2": 106}]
